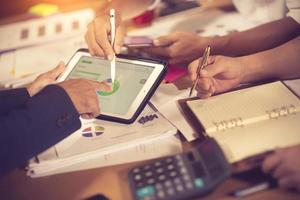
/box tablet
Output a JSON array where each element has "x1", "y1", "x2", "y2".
[{"x1": 57, "y1": 49, "x2": 167, "y2": 124}]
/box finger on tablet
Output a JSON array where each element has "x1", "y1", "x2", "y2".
[{"x1": 98, "y1": 81, "x2": 112, "y2": 92}]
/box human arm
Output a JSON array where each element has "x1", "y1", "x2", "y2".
[
  {"x1": 238, "y1": 35, "x2": 300, "y2": 83},
  {"x1": 188, "y1": 36, "x2": 300, "y2": 98},
  {"x1": 143, "y1": 17, "x2": 300, "y2": 66},
  {"x1": 0, "y1": 85, "x2": 81, "y2": 175},
  {"x1": 262, "y1": 145, "x2": 300, "y2": 192},
  {"x1": 0, "y1": 88, "x2": 30, "y2": 114},
  {"x1": 211, "y1": 17, "x2": 300, "y2": 56},
  {"x1": 0, "y1": 73, "x2": 110, "y2": 174},
  {"x1": 0, "y1": 62, "x2": 65, "y2": 114}
]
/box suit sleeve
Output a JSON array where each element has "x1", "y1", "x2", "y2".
[
  {"x1": 0, "y1": 88, "x2": 30, "y2": 114},
  {"x1": 0, "y1": 85, "x2": 81, "y2": 175}
]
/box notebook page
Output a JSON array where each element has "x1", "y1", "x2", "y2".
[
  {"x1": 218, "y1": 113, "x2": 300, "y2": 163},
  {"x1": 187, "y1": 81, "x2": 300, "y2": 135}
]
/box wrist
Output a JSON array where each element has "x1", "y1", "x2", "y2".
[
  {"x1": 238, "y1": 55, "x2": 264, "y2": 83},
  {"x1": 202, "y1": 35, "x2": 230, "y2": 55}
]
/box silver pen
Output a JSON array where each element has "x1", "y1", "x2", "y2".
[{"x1": 188, "y1": 45, "x2": 211, "y2": 97}]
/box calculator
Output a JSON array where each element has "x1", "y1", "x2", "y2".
[{"x1": 128, "y1": 138, "x2": 231, "y2": 200}]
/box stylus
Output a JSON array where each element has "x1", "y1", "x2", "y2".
[{"x1": 110, "y1": 9, "x2": 116, "y2": 84}]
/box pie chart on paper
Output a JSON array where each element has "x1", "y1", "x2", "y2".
[
  {"x1": 97, "y1": 78, "x2": 120, "y2": 96},
  {"x1": 81, "y1": 125, "x2": 105, "y2": 138}
]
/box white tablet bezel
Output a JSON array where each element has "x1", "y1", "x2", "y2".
[{"x1": 57, "y1": 50, "x2": 165, "y2": 122}]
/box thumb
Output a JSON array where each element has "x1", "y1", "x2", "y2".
[
  {"x1": 50, "y1": 61, "x2": 65, "y2": 79},
  {"x1": 153, "y1": 35, "x2": 177, "y2": 47}
]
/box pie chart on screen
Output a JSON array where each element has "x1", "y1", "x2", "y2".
[
  {"x1": 97, "y1": 78, "x2": 120, "y2": 96},
  {"x1": 81, "y1": 125, "x2": 105, "y2": 138}
]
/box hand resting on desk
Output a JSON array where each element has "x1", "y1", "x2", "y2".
[{"x1": 262, "y1": 145, "x2": 300, "y2": 192}]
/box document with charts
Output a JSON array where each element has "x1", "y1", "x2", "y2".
[
  {"x1": 27, "y1": 105, "x2": 181, "y2": 177},
  {"x1": 186, "y1": 81, "x2": 300, "y2": 163},
  {"x1": 0, "y1": 9, "x2": 94, "y2": 52}
]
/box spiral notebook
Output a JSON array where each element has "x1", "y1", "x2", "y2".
[{"x1": 186, "y1": 81, "x2": 300, "y2": 163}]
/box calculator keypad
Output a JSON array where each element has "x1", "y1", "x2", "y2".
[{"x1": 131, "y1": 155, "x2": 205, "y2": 200}]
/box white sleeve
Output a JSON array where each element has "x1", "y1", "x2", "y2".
[{"x1": 286, "y1": 0, "x2": 300, "y2": 24}]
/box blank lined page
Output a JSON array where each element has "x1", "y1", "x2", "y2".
[
  {"x1": 219, "y1": 113, "x2": 300, "y2": 163},
  {"x1": 187, "y1": 81, "x2": 300, "y2": 135}
]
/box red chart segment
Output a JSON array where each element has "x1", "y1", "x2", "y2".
[{"x1": 82, "y1": 126, "x2": 105, "y2": 138}]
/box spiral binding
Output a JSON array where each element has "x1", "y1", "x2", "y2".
[
  {"x1": 266, "y1": 104, "x2": 297, "y2": 119},
  {"x1": 213, "y1": 117, "x2": 244, "y2": 132},
  {"x1": 212, "y1": 104, "x2": 297, "y2": 132}
]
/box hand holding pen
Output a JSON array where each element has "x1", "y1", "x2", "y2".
[
  {"x1": 188, "y1": 54, "x2": 246, "y2": 98},
  {"x1": 85, "y1": 7, "x2": 125, "y2": 59}
]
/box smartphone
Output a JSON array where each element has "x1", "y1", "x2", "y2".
[
  {"x1": 128, "y1": 138, "x2": 231, "y2": 200},
  {"x1": 124, "y1": 36, "x2": 154, "y2": 48}
]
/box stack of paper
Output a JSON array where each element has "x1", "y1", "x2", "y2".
[
  {"x1": 27, "y1": 105, "x2": 182, "y2": 177},
  {"x1": 0, "y1": 9, "x2": 94, "y2": 88},
  {"x1": 0, "y1": 9, "x2": 94, "y2": 52},
  {"x1": 151, "y1": 84, "x2": 198, "y2": 141}
]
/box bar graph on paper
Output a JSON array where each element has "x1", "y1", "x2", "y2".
[{"x1": 0, "y1": 9, "x2": 94, "y2": 53}]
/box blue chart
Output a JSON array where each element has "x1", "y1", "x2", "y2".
[{"x1": 82, "y1": 126, "x2": 105, "y2": 138}]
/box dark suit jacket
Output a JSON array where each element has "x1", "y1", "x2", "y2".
[{"x1": 0, "y1": 85, "x2": 81, "y2": 175}]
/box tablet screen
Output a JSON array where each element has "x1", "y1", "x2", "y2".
[{"x1": 66, "y1": 56, "x2": 155, "y2": 115}]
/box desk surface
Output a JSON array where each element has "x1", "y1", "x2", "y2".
[
  {"x1": 0, "y1": 163, "x2": 299, "y2": 200},
  {"x1": 1, "y1": 1, "x2": 300, "y2": 200}
]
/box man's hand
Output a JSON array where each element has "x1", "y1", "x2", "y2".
[
  {"x1": 141, "y1": 32, "x2": 208, "y2": 66},
  {"x1": 262, "y1": 145, "x2": 300, "y2": 192},
  {"x1": 57, "y1": 79, "x2": 111, "y2": 118},
  {"x1": 188, "y1": 56, "x2": 245, "y2": 98},
  {"x1": 85, "y1": 11, "x2": 125, "y2": 59},
  {"x1": 27, "y1": 62, "x2": 65, "y2": 97}
]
